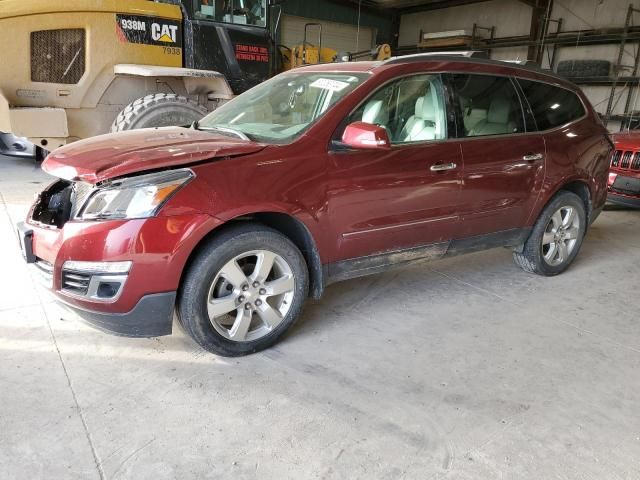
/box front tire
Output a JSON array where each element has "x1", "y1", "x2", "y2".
[
  {"x1": 513, "y1": 191, "x2": 587, "y2": 276},
  {"x1": 178, "y1": 224, "x2": 309, "y2": 356}
]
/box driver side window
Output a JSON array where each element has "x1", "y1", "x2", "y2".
[{"x1": 341, "y1": 74, "x2": 447, "y2": 144}]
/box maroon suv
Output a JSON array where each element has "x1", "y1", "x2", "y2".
[{"x1": 17, "y1": 56, "x2": 611, "y2": 356}]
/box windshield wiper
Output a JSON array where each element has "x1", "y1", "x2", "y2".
[{"x1": 192, "y1": 121, "x2": 251, "y2": 141}]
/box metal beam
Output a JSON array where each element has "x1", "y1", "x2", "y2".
[
  {"x1": 398, "y1": 0, "x2": 492, "y2": 15},
  {"x1": 325, "y1": 0, "x2": 394, "y2": 17},
  {"x1": 526, "y1": 0, "x2": 552, "y2": 63}
]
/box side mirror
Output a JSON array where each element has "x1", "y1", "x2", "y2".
[{"x1": 341, "y1": 122, "x2": 391, "y2": 150}]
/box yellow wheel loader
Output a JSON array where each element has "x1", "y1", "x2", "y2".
[
  {"x1": 280, "y1": 23, "x2": 391, "y2": 71},
  {"x1": 0, "y1": 0, "x2": 280, "y2": 159},
  {"x1": 0, "y1": 0, "x2": 390, "y2": 160}
]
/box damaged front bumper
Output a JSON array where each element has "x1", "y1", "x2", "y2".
[
  {"x1": 15, "y1": 177, "x2": 221, "y2": 339},
  {"x1": 17, "y1": 220, "x2": 177, "y2": 337}
]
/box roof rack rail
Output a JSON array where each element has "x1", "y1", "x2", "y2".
[
  {"x1": 377, "y1": 53, "x2": 571, "y2": 85},
  {"x1": 384, "y1": 50, "x2": 487, "y2": 65},
  {"x1": 501, "y1": 59, "x2": 538, "y2": 66}
]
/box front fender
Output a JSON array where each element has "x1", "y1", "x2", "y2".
[{"x1": 215, "y1": 203, "x2": 324, "y2": 246}]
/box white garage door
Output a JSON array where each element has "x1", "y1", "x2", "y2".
[{"x1": 280, "y1": 15, "x2": 375, "y2": 54}]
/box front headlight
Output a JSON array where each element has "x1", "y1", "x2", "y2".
[{"x1": 78, "y1": 169, "x2": 194, "y2": 220}]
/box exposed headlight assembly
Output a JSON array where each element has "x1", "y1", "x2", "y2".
[{"x1": 78, "y1": 169, "x2": 194, "y2": 220}]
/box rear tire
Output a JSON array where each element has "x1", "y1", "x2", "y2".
[
  {"x1": 111, "y1": 93, "x2": 208, "y2": 132},
  {"x1": 178, "y1": 224, "x2": 309, "y2": 356},
  {"x1": 556, "y1": 60, "x2": 611, "y2": 78},
  {"x1": 513, "y1": 191, "x2": 587, "y2": 276}
]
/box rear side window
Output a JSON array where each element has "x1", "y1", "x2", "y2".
[
  {"x1": 447, "y1": 74, "x2": 525, "y2": 137},
  {"x1": 517, "y1": 80, "x2": 586, "y2": 130}
]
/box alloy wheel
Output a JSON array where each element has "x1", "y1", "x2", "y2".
[
  {"x1": 541, "y1": 206, "x2": 581, "y2": 267},
  {"x1": 206, "y1": 250, "x2": 295, "y2": 342}
]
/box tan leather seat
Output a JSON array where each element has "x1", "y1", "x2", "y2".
[
  {"x1": 399, "y1": 97, "x2": 423, "y2": 140},
  {"x1": 361, "y1": 99, "x2": 389, "y2": 126},
  {"x1": 468, "y1": 97, "x2": 515, "y2": 136},
  {"x1": 402, "y1": 89, "x2": 443, "y2": 142}
]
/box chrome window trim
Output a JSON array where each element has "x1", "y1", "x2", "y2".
[
  {"x1": 331, "y1": 68, "x2": 591, "y2": 152},
  {"x1": 444, "y1": 71, "x2": 589, "y2": 137}
]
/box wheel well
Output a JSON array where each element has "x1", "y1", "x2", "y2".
[
  {"x1": 181, "y1": 213, "x2": 325, "y2": 300},
  {"x1": 560, "y1": 180, "x2": 592, "y2": 225},
  {"x1": 252, "y1": 213, "x2": 324, "y2": 299},
  {"x1": 516, "y1": 179, "x2": 593, "y2": 254}
]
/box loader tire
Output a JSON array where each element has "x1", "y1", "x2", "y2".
[{"x1": 111, "y1": 93, "x2": 208, "y2": 132}]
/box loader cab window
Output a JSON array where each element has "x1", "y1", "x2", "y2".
[{"x1": 194, "y1": 0, "x2": 267, "y2": 27}]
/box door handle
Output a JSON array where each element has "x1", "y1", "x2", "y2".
[
  {"x1": 522, "y1": 153, "x2": 544, "y2": 162},
  {"x1": 430, "y1": 162, "x2": 457, "y2": 172}
]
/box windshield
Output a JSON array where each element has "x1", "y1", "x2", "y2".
[{"x1": 198, "y1": 72, "x2": 370, "y2": 143}]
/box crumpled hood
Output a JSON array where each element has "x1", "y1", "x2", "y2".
[{"x1": 42, "y1": 127, "x2": 267, "y2": 184}]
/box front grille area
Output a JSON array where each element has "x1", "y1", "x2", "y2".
[
  {"x1": 61, "y1": 270, "x2": 91, "y2": 296},
  {"x1": 32, "y1": 180, "x2": 92, "y2": 228},
  {"x1": 31, "y1": 180, "x2": 73, "y2": 228},
  {"x1": 610, "y1": 149, "x2": 640, "y2": 171},
  {"x1": 31, "y1": 29, "x2": 86, "y2": 84},
  {"x1": 60, "y1": 267, "x2": 128, "y2": 301},
  {"x1": 611, "y1": 150, "x2": 622, "y2": 167}
]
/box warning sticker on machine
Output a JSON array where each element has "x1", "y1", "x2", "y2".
[
  {"x1": 115, "y1": 14, "x2": 182, "y2": 48},
  {"x1": 235, "y1": 44, "x2": 269, "y2": 63},
  {"x1": 310, "y1": 78, "x2": 350, "y2": 92}
]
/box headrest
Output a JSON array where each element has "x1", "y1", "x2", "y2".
[
  {"x1": 487, "y1": 97, "x2": 511, "y2": 124},
  {"x1": 414, "y1": 96, "x2": 423, "y2": 116},
  {"x1": 362, "y1": 99, "x2": 389, "y2": 125},
  {"x1": 419, "y1": 92, "x2": 436, "y2": 121}
]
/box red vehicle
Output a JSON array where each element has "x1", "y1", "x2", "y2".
[
  {"x1": 17, "y1": 56, "x2": 612, "y2": 356},
  {"x1": 607, "y1": 131, "x2": 640, "y2": 208}
]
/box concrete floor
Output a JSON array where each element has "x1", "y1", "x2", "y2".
[{"x1": 1, "y1": 155, "x2": 639, "y2": 480}]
